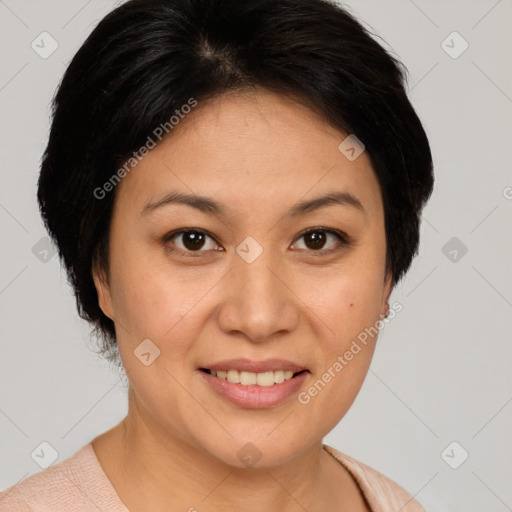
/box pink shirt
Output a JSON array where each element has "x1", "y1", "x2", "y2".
[{"x1": 0, "y1": 443, "x2": 426, "y2": 511}]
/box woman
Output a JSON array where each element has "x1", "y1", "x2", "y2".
[{"x1": 0, "y1": 0, "x2": 433, "y2": 510}]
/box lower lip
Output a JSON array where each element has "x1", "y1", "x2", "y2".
[{"x1": 199, "y1": 370, "x2": 309, "y2": 409}]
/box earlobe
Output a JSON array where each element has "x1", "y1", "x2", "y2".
[{"x1": 92, "y1": 265, "x2": 114, "y2": 320}]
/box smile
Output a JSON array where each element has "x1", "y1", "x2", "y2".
[
  {"x1": 201, "y1": 369, "x2": 306, "y2": 386},
  {"x1": 199, "y1": 367, "x2": 309, "y2": 409}
]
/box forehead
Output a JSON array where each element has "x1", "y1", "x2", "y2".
[{"x1": 114, "y1": 89, "x2": 382, "y2": 221}]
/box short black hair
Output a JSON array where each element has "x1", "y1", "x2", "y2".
[{"x1": 37, "y1": 0, "x2": 434, "y2": 362}]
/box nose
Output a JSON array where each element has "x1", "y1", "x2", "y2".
[{"x1": 216, "y1": 250, "x2": 300, "y2": 343}]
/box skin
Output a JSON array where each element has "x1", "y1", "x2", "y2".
[{"x1": 92, "y1": 88, "x2": 392, "y2": 512}]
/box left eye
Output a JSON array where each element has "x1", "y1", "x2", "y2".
[{"x1": 292, "y1": 228, "x2": 348, "y2": 253}]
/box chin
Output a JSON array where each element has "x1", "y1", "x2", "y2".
[{"x1": 191, "y1": 429, "x2": 311, "y2": 470}]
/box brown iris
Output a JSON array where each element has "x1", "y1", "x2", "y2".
[
  {"x1": 303, "y1": 231, "x2": 326, "y2": 250},
  {"x1": 181, "y1": 231, "x2": 206, "y2": 251}
]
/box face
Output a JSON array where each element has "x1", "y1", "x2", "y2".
[{"x1": 94, "y1": 89, "x2": 392, "y2": 467}]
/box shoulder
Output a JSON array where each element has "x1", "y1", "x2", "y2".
[
  {"x1": 323, "y1": 444, "x2": 427, "y2": 512},
  {"x1": 0, "y1": 442, "x2": 123, "y2": 512}
]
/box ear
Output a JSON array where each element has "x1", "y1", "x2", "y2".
[
  {"x1": 380, "y1": 270, "x2": 393, "y2": 318},
  {"x1": 92, "y1": 263, "x2": 114, "y2": 320}
]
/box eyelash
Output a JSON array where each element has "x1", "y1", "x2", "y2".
[{"x1": 162, "y1": 227, "x2": 351, "y2": 258}]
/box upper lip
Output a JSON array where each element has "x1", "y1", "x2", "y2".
[{"x1": 200, "y1": 358, "x2": 307, "y2": 373}]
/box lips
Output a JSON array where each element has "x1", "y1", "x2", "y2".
[
  {"x1": 199, "y1": 365, "x2": 309, "y2": 408},
  {"x1": 197, "y1": 358, "x2": 309, "y2": 407}
]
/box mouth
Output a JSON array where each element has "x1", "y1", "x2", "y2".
[
  {"x1": 198, "y1": 366, "x2": 310, "y2": 408},
  {"x1": 199, "y1": 368, "x2": 308, "y2": 387},
  {"x1": 197, "y1": 358, "x2": 310, "y2": 408}
]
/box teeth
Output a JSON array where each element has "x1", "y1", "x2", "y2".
[
  {"x1": 209, "y1": 369, "x2": 297, "y2": 386},
  {"x1": 256, "y1": 371, "x2": 274, "y2": 387},
  {"x1": 274, "y1": 370, "x2": 285, "y2": 384},
  {"x1": 240, "y1": 371, "x2": 257, "y2": 385},
  {"x1": 226, "y1": 369, "x2": 240, "y2": 383}
]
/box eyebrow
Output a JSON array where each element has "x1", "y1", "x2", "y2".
[{"x1": 141, "y1": 190, "x2": 364, "y2": 218}]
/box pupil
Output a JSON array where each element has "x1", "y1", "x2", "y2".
[
  {"x1": 183, "y1": 231, "x2": 204, "y2": 250},
  {"x1": 306, "y1": 231, "x2": 325, "y2": 250}
]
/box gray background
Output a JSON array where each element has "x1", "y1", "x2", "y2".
[{"x1": 1, "y1": 1, "x2": 511, "y2": 510}]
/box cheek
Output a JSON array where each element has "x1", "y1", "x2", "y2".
[
  {"x1": 309, "y1": 276, "x2": 382, "y2": 395},
  {"x1": 294, "y1": 255, "x2": 385, "y2": 413},
  {"x1": 305, "y1": 259, "x2": 386, "y2": 347},
  {"x1": 108, "y1": 246, "x2": 203, "y2": 342},
  {"x1": 109, "y1": 261, "x2": 207, "y2": 437},
  {"x1": 294, "y1": 290, "x2": 382, "y2": 438},
  {"x1": 111, "y1": 273, "x2": 172, "y2": 339}
]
